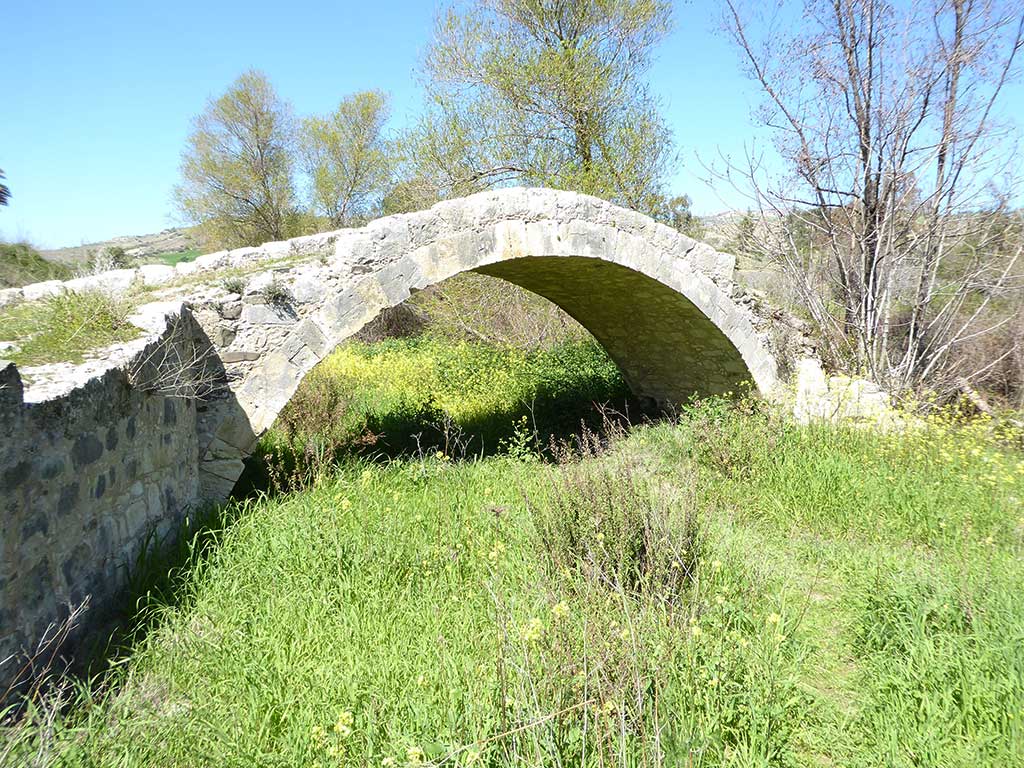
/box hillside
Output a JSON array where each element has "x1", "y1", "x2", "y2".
[{"x1": 39, "y1": 227, "x2": 198, "y2": 265}]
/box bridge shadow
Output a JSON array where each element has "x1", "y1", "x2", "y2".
[{"x1": 234, "y1": 374, "x2": 653, "y2": 497}]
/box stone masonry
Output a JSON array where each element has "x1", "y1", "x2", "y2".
[{"x1": 1, "y1": 188, "x2": 801, "y2": 687}]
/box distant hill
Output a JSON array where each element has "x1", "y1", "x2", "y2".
[{"x1": 39, "y1": 227, "x2": 198, "y2": 265}]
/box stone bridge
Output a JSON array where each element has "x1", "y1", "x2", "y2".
[{"x1": 0, "y1": 188, "x2": 800, "y2": 682}]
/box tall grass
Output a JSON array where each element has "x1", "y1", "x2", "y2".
[
  {"x1": 0, "y1": 290, "x2": 140, "y2": 366},
  {"x1": 3, "y1": 339, "x2": 1022, "y2": 766}
]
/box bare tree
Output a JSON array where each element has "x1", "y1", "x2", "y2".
[{"x1": 720, "y1": 0, "x2": 1024, "y2": 397}]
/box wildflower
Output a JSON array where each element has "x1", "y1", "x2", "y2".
[
  {"x1": 311, "y1": 724, "x2": 327, "y2": 743},
  {"x1": 340, "y1": 498, "x2": 352, "y2": 511},
  {"x1": 618, "y1": 627, "x2": 630, "y2": 642},
  {"x1": 766, "y1": 612, "x2": 782, "y2": 625},
  {"x1": 984, "y1": 535, "x2": 995, "y2": 546},
  {"x1": 715, "y1": 595, "x2": 725, "y2": 605},
  {"x1": 711, "y1": 559, "x2": 722, "y2": 571},
  {"x1": 436, "y1": 450, "x2": 445, "y2": 459},
  {"x1": 417, "y1": 674, "x2": 427, "y2": 687},
  {"x1": 487, "y1": 541, "x2": 506, "y2": 563},
  {"x1": 708, "y1": 676, "x2": 719, "y2": 687},
  {"x1": 334, "y1": 710, "x2": 354, "y2": 737},
  {"x1": 522, "y1": 617, "x2": 544, "y2": 643},
  {"x1": 407, "y1": 746, "x2": 425, "y2": 765},
  {"x1": 691, "y1": 625, "x2": 702, "y2": 638},
  {"x1": 382, "y1": 759, "x2": 397, "y2": 767},
  {"x1": 551, "y1": 600, "x2": 570, "y2": 621}
]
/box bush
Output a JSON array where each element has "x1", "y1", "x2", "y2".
[
  {"x1": 219, "y1": 276, "x2": 247, "y2": 295},
  {"x1": 258, "y1": 277, "x2": 293, "y2": 308},
  {"x1": 88, "y1": 246, "x2": 134, "y2": 272},
  {"x1": 0, "y1": 242, "x2": 71, "y2": 288}
]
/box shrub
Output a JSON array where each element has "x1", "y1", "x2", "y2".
[
  {"x1": 0, "y1": 242, "x2": 71, "y2": 288},
  {"x1": 88, "y1": 246, "x2": 134, "y2": 272},
  {"x1": 219, "y1": 276, "x2": 247, "y2": 295},
  {"x1": 258, "y1": 277, "x2": 293, "y2": 308}
]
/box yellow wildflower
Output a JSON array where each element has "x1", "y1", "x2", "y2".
[
  {"x1": 522, "y1": 617, "x2": 544, "y2": 643},
  {"x1": 334, "y1": 710, "x2": 354, "y2": 737}
]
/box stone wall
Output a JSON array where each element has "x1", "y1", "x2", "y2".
[{"x1": 0, "y1": 317, "x2": 206, "y2": 689}]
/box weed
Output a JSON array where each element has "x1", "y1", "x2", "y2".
[
  {"x1": 258, "y1": 277, "x2": 293, "y2": 308},
  {"x1": 218, "y1": 276, "x2": 246, "y2": 295}
]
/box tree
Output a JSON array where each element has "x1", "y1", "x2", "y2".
[
  {"x1": 0, "y1": 169, "x2": 9, "y2": 206},
  {"x1": 722, "y1": 0, "x2": 1024, "y2": 394},
  {"x1": 656, "y1": 194, "x2": 705, "y2": 239},
  {"x1": 300, "y1": 91, "x2": 393, "y2": 228},
  {"x1": 407, "y1": 0, "x2": 676, "y2": 216},
  {"x1": 175, "y1": 70, "x2": 297, "y2": 249}
]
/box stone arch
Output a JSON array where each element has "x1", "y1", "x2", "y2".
[{"x1": 196, "y1": 188, "x2": 780, "y2": 500}]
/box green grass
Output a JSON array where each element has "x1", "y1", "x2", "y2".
[
  {"x1": 240, "y1": 337, "x2": 634, "y2": 491},
  {"x1": 153, "y1": 249, "x2": 201, "y2": 267},
  {"x1": 4, "y1": 340, "x2": 1023, "y2": 766},
  {"x1": 0, "y1": 242, "x2": 71, "y2": 288},
  {"x1": 0, "y1": 290, "x2": 142, "y2": 366}
]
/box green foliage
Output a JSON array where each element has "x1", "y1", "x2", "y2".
[
  {"x1": 406, "y1": 0, "x2": 676, "y2": 215},
  {"x1": 155, "y1": 248, "x2": 200, "y2": 266},
  {"x1": 300, "y1": 91, "x2": 393, "y2": 228},
  {"x1": 0, "y1": 290, "x2": 139, "y2": 366},
  {"x1": 0, "y1": 242, "x2": 71, "y2": 288},
  {"x1": 655, "y1": 194, "x2": 705, "y2": 239},
  {"x1": 0, "y1": 168, "x2": 9, "y2": 206},
  {"x1": 174, "y1": 69, "x2": 297, "y2": 249},
  {"x1": 257, "y1": 277, "x2": 293, "y2": 308},
  {"x1": 247, "y1": 337, "x2": 631, "y2": 491}
]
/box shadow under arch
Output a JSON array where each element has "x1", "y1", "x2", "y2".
[{"x1": 476, "y1": 255, "x2": 754, "y2": 407}]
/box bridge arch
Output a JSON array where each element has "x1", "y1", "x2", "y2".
[{"x1": 197, "y1": 188, "x2": 780, "y2": 500}]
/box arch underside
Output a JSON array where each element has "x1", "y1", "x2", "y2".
[{"x1": 475, "y1": 256, "x2": 753, "y2": 405}]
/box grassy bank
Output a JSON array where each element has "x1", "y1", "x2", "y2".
[{"x1": 3, "y1": 340, "x2": 1023, "y2": 767}]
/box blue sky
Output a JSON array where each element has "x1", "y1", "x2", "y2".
[{"x1": 2, "y1": 1, "x2": 1020, "y2": 248}]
